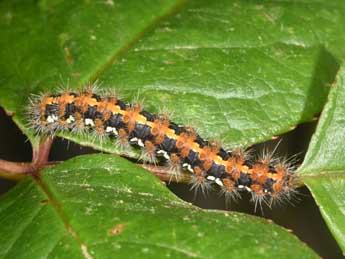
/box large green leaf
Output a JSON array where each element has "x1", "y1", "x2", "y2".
[
  {"x1": 0, "y1": 154, "x2": 317, "y2": 258},
  {"x1": 299, "y1": 66, "x2": 345, "y2": 252},
  {"x1": 1, "y1": 1, "x2": 345, "y2": 257},
  {"x1": 0, "y1": 1, "x2": 344, "y2": 151}
]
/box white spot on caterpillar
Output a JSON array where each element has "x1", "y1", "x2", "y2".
[
  {"x1": 238, "y1": 185, "x2": 244, "y2": 189},
  {"x1": 182, "y1": 163, "x2": 194, "y2": 173},
  {"x1": 106, "y1": 126, "x2": 118, "y2": 135},
  {"x1": 215, "y1": 178, "x2": 223, "y2": 186},
  {"x1": 47, "y1": 116, "x2": 54, "y2": 123},
  {"x1": 245, "y1": 186, "x2": 252, "y2": 192},
  {"x1": 130, "y1": 137, "x2": 144, "y2": 147},
  {"x1": 157, "y1": 150, "x2": 170, "y2": 160},
  {"x1": 130, "y1": 137, "x2": 138, "y2": 143},
  {"x1": 137, "y1": 139, "x2": 144, "y2": 147},
  {"x1": 66, "y1": 115, "x2": 75, "y2": 124},
  {"x1": 207, "y1": 176, "x2": 215, "y2": 181},
  {"x1": 85, "y1": 118, "x2": 95, "y2": 126},
  {"x1": 47, "y1": 114, "x2": 58, "y2": 123}
]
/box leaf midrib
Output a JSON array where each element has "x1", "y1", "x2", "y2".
[
  {"x1": 33, "y1": 175, "x2": 89, "y2": 257},
  {"x1": 33, "y1": 168, "x2": 215, "y2": 259},
  {"x1": 301, "y1": 170, "x2": 345, "y2": 178},
  {"x1": 84, "y1": 0, "x2": 189, "y2": 87}
]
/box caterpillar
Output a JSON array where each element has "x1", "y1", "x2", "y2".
[{"x1": 28, "y1": 87, "x2": 299, "y2": 209}]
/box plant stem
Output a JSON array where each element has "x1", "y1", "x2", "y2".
[
  {"x1": 0, "y1": 135, "x2": 190, "y2": 183},
  {"x1": 0, "y1": 136, "x2": 54, "y2": 180},
  {"x1": 140, "y1": 164, "x2": 191, "y2": 184}
]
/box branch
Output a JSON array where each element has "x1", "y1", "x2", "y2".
[
  {"x1": 0, "y1": 160, "x2": 60, "y2": 181},
  {"x1": 0, "y1": 137, "x2": 55, "y2": 181},
  {"x1": 32, "y1": 136, "x2": 53, "y2": 164},
  {"x1": 0, "y1": 135, "x2": 190, "y2": 184},
  {"x1": 0, "y1": 160, "x2": 33, "y2": 180},
  {"x1": 140, "y1": 164, "x2": 191, "y2": 184}
]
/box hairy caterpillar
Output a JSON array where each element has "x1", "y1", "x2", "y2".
[{"x1": 28, "y1": 87, "x2": 299, "y2": 209}]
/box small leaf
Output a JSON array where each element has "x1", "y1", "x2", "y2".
[
  {"x1": 0, "y1": 154, "x2": 317, "y2": 258},
  {"x1": 299, "y1": 66, "x2": 345, "y2": 253}
]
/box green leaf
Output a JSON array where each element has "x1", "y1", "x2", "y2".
[
  {"x1": 0, "y1": 1, "x2": 344, "y2": 151},
  {"x1": 1, "y1": 1, "x2": 345, "y2": 257},
  {"x1": 299, "y1": 66, "x2": 345, "y2": 253},
  {"x1": 0, "y1": 154, "x2": 317, "y2": 258}
]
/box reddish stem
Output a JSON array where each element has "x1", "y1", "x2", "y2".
[
  {"x1": 0, "y1": 135, "x2": 189, "y2": 184},
  {"x1": 140, "y1": 164, "x2": 191, "y2": 184},
  {"x1": 32, "y1": 137, "x2": 53, "y2": 165},
  {"x1": 0, "y1": 160, "x2": 59, "y2": 180},
  {"x1": 0, "y1": 137, "x2": 54, "y2": 180},
  {"x1": 0, "y1": 160, "x2": 35, "y2": 174}
]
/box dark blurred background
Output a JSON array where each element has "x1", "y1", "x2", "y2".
[{"x1": 0, "y1": 107, "x2": 343, "y2": 259}]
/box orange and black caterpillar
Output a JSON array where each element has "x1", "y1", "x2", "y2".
[{"x1": 28, "y1": 88, "x2": 298, "y2": 208}]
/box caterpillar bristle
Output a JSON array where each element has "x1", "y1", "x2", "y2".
[
  {"x1": 190, "y1": 174, "x2": 212, "y2": 198},
  {"x1": 166, "y1": 153, "x2": 182, "y2": 183},
  {"x1": 220, "y1": 179, "x2": 241, "y2": 206},
  {"x1": 138, "y1": 140, "x2": 157, "y2": 165},
  {"x1": 81, "y1": 81, "x2": 100, "y2": 94},
  {"x1": 157, "y1": 106, "x2": 174, "y2": 120},
  {"x1": 27, "y1": 87, "x2": 300, "y2": 210},
  {"x1": 251, "y1": 191, "x2": 271, "y2": 214}
]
